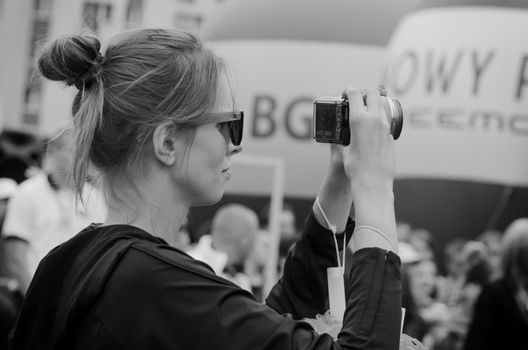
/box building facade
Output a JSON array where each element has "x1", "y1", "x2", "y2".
[{"x1": 0, "y1": 0, "x2": 226, "y2": 136}]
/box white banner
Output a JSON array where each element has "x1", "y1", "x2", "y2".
[{"x1": 385, "y1": 8, "x2": 528, "y2": 186}]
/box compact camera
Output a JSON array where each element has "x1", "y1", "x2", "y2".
[{"x1": 313, "y1": 96, "x2": 403, "y2": 145}]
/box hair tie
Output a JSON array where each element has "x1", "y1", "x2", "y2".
[{"x1": 73, "y1": 51, "x2": 104, "y2": 90}]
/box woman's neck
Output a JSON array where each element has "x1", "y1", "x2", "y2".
[{"x1": 103, "y1": 180, "x2": 189, "y2": 246}]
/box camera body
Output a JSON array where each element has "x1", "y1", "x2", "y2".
[{"x1": 313, "y1": 96, "x2": 403, "y2": 145}]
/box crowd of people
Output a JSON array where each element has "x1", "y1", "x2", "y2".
[
  {"x1": 397, "y1": 220, "x2": 528, "y2": 349},
  {"x1": 171, "y1": 205, "x2": 528, "y2": 350},
  {"x1": 0, "y1": 26, "x2": 525, "y2": 349}
]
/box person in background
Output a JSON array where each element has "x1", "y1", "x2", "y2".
[
  {"x1": 437, "y1": 237, "x2": 468, "y2": 308},
  {"x1": 400, "y1": 242, "x2": 429, "y2": 341},
  {"x1": 258, "y1": 201, "x2": 298, "y2": 236},
  {"x1": 245, "y1": 227, "x2": 272, "y2": 301},
  {"x1": 409, "y1": 228, "x2": 435, "y2": 261},
  {"x1": 9, "y1": 29, "x2": 405, "y2": 349},
  {"x1": 432, "y1": 240, "x2": 493, "y2": 350},
  {"x1": 400, "y1": 238, "x2": 454, "y2": 349},
  {"x1": 464, "y1": 218, "x2": 528, "y2": 350},
  {"x1": 0, "y1": 178, "x2": 22, "y2": 350},
  {"x1": 476, "y1": 230, "x2": 503, "y2": 281},
  {"x1": 397, "y1": 224, "x2": 435, "y2": 263},
  {"x1": 1, "y1": 128, "x2": 106, "y2": 293},
  {"x1": 258, "y1": 201, "x2": 300, "y2": 276},
  {"x1": 397, "y1": 222, "x2": 414, "y2": 243},
  {"x1": 0, "y1": 178, "x2": 17, "y2": 231},
  {"x1": 446, "y1": 241, "x2": 491, "y2": 348},
  {"x1": 0, "y1": 130, "x2": 42, "y2": 184},
  {"x1": 188, "y1": 204, "x2": 258, "y2": 291},
  {"x1": 407, "y1": 258, "x2": 450, "y2": 348}
]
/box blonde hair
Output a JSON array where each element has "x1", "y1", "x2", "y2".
[{"x1": 501, "y1": 218, "x2": 528, "y2": 288}]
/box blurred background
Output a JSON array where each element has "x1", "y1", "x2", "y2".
[{"x1": 0, "y1": 0, "x2": 527, "y2": 347}]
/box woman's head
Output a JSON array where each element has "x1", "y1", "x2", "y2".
[
  {"x1": 501, "y1": 218, "x2": 528, "y2": 290},
  {"x1": 38, "y1": 28, "x2": 241, "y2": 207}
]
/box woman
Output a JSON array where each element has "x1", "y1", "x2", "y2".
[
  {"x1": 10, "y1": 29, "x2": 402, "y2": 349},
  {"x1": 464, "y1": 218, "x2": 528, "y2": 350}
]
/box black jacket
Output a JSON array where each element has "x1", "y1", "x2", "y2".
[
  {"x1": 464, "y1": 278, "x2": 528, "y2": 350},
  {"x1": 9, "y1": 211, "x2": 401, "y2": 349}
]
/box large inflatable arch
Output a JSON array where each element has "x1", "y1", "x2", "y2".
[
  {"x1": 197, "y1": 0, "x2": 414, "y2": 222},
  {"x1": 197, "y1": 0, "x2": 527, "y2": 271}
]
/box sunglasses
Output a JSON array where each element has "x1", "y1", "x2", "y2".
[{"x1": 200, "y1": 110, "x2": 244, "y2": 146}]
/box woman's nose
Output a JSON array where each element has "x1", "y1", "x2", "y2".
[{"x1": 229, "y1": 142, "x2": 243, "y2": 156}]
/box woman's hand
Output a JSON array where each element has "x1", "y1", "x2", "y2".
[
  {"x1": 342, "y1": 86, "x2": 395, "y2": 196},
  {"x1": 400, "y1": 334, "x2": 428, "y2": 350},
  {"x1": 340, "y1": 86, "x2": 398, "y2": 253}
]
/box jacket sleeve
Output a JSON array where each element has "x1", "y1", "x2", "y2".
[
  {"x1": 265, "y1": 210, "x2": 402, "y2": 349},
  {"x1": 265, "y1": 210, "x2": 355, "y2": 318}
]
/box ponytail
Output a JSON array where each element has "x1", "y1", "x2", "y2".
[{"x1": 38, "y1": 33, "x2": 105, "y2": 200}]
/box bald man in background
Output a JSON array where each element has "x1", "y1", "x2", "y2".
[{"x1": 188, "y1": 204, "x2": 258, "y2": 292}]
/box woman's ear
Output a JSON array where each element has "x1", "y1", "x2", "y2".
[{"x1": 152, "y1": 123, "x2": 178, "y2": 166}]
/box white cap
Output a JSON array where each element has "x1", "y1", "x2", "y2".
[
  {"x1": 0, "y1": 178, "x2": 18, "y2": 200},
  {"x1": 398, "y1": 241, "x2": 423, "y2": 264}
]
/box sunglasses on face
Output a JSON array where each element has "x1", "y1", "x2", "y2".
[{"x1": 201, "y1": 110, "x2": 244, "y2": 146}]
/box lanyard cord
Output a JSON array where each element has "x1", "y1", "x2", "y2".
[
  {"x1": 354, "y1": 225, "x2": 399, "y2": 252},
  {"x1": 315, "y1": 196, "x2": 346, "y2": 270}
]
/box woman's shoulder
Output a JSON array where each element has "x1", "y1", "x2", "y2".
[
  {"x1": 110, "y1": 235, "x2": 236, "y2": 288},
  {"x1": 97, "y1": 234, "x2": 249, "y2": 315}
]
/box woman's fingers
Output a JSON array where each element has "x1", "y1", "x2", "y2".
[
  {"x1": 365, "y1": 87, "x2": 381, "y2": 114},
  {"x1": 378, "y1": 83, "x2": 388, "y2": 97},
  {"x1": 343, "y1": 85, "x2": 385, "y2": 139},
  {"x1": 366, "y1": 87, "x2": 392, "y2": 132},
  {"x1": 344, "y1": 87, "x2": 365, "y2": 115}
]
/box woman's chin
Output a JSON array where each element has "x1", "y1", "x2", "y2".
[{"x1": 193, "y1": 189, "x2": 225, "y2": 207}]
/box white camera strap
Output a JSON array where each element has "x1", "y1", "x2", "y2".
[{"x1": 315, "y1": 197, "x2": 346, "y2": 322}]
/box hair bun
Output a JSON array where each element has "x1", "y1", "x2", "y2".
[{"x1": 38, "y1": 34, "x2": 103, "y2": 90}]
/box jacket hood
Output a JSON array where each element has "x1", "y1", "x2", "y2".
[{"x1": 9, "y1": 224, "x2": 165, "y2": 350}]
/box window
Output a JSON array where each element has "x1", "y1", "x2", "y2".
[
  {"x1": 30, "y1": 18, "x2": 49, "y2": 57},
  {"x1": 82, "y1": 2, "x2": 113, "y2": 33},
  {"x1": 21, "y1": 0, "x2": 53, "y2": 127},
  {"x1": 34, "y1": 0, "x2": 52, "y2": 12},
  {"x1": 125, "y1": 0, "x2": 143, "y2": 28}
]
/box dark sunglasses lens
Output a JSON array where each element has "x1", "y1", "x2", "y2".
[{"x1": 229, "y1": 113, "x2": 244, "y2": 146}]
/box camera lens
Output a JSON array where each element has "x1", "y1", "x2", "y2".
[{"x1": 383, "y1": 97, "x2": 403, "y2": 140}]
